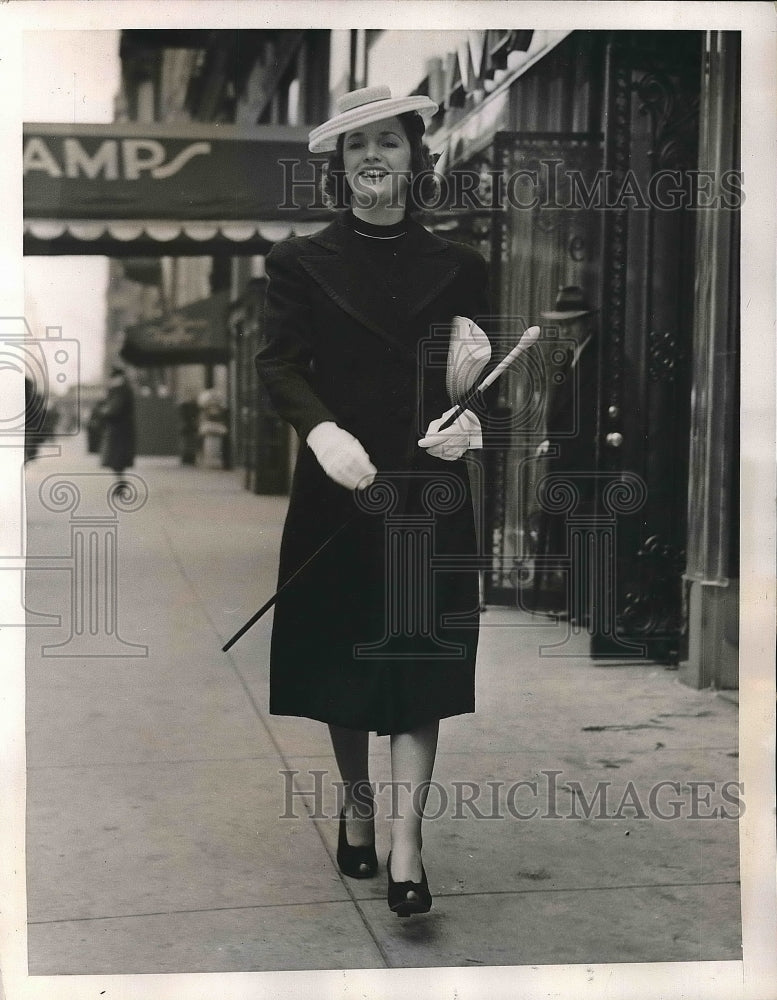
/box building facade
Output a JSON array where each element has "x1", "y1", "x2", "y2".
[{"x1": 111, "y1": 28, "x2": 740, "y2": 689}]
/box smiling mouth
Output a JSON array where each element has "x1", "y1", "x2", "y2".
[{"x1": 358, "y1": 169, "x2": 389, "y2": 181}]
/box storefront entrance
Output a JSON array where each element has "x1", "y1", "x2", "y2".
[{"x1": 485, "y1": 33, "x2": 705, "y2": 664}]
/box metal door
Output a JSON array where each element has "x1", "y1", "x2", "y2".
[{"x1": 594, "y1": 34, "x2": 700, "y2": 661}]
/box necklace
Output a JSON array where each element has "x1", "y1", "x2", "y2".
[
  {"x1": 352, "y1": 227, "x2": 407, "y2": 240},
  {"x1": 348, "y1": 211, "x2": 407, "y2": 241}
]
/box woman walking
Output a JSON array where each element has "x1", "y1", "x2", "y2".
[{"x1": 255, "y1": 86, "x2": 491, "y2": 917}]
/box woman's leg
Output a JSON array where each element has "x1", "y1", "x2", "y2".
[
  {"x1": 328, "y1": 724, "x2": 373, "y2": 846},
  {"x1": 389, "y1": 719, "x2": 439, "y2": 882}
]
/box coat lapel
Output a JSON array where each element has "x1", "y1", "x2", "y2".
[{"x1": 301, "y1": 214, "x2": 462, "y2": 359}]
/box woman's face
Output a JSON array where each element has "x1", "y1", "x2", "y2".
[{"x1": 342, "y1": 116, "x2": 412, "y2": 211}]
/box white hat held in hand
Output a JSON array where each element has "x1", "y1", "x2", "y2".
[{"x1": 446, "y1": 316, "x2": 492, "y2": 403}]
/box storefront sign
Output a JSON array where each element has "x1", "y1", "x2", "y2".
[
  {"x1": 24, "y1": 121, "x2": 324, "y2": 222},
  {"x1": 120, "y1": 291, "x2": 231, "y2": 367}
]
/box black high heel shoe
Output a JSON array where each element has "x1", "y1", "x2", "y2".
[
  {"x1": 386, "y1": 851, "x2": 432, "y2": 917},
  {"x1": 336, "y1": 809, "x2": 378, "y2": 879}
]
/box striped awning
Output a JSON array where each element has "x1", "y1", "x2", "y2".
[{"x1": 23, "y1": 218, "x2": 329, "y2": 256}]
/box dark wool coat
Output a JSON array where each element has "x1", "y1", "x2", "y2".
[
  {"x1": 255, "y1": 211, "x2": 491, "y2": 735},
  {"x1": 99, "y1": 382, "x2": 136, "y2": 472}
]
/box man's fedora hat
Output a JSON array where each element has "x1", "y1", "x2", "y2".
[
  {"x1": 540, "y1": 285, "x2": 598, "y2": 321},
  {"x1": 308, "y1": 85, "x2": 438, "y2": 154}
]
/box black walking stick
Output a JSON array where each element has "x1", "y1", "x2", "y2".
[
  {"x1": 222, "y1": 325, "x2": 540, "y2": 652},
  {"x1": 222, "y1": 516, "x2": 355, "y2": 652}
]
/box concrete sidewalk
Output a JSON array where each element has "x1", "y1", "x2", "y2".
[{"x1": 23, "y1": 437, "x2": 741, "y2": 974}]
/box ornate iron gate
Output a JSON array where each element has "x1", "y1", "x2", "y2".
[
  {"x1": 487, "y1": 131, "x2": 603, "y2": 613},
  {"x1": 487, "y1": 32, "x2": 701, "y2": 663}
]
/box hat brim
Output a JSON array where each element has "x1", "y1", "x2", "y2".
[
  {"x1": 308, "y1": 96, "x2": 439, "y2": 153},
  {"x1": 540, "y1": 308, "x2": 599, "y2": 321}
]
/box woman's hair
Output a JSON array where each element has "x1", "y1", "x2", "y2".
[{"x1": 321, "y1": 110, "x2": 440, "y2": 214}]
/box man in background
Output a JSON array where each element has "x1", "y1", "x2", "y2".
[{"x1": 533, "y1": 286, "x2": 599, "y2": 624}]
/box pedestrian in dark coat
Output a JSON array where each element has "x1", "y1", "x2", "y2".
[
  {"x1": 177, "y1": 396, "x2": 199, "y2": 465},
  {"x1": 24, "y1": 377, "x2": 46, "y2": 462},
  {"x1": 255, "y1": 86, "x2": 491, "y2": 917},
  {"x1": 99, "y1": 367, "x2": 136, "y2": 484}
]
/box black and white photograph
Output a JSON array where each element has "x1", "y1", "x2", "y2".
[{"x1": 1, "y1": 3, "x2": 775, "y2": 999}]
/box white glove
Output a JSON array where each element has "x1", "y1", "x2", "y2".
[
  {"x1": 307, "y1": 421, "x2": 377, "y2": 490},
  {"x1": 418, "y1": 407, "x2": 482, "y2": 461}
]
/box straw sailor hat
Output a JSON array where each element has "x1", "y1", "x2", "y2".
[{"x1": 308, "y1": 85, "x2": 438, "y2": 153}]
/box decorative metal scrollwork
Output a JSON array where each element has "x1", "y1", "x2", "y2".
[
  {"x1": 621, "y1": 534, "x2": 686, "y2": 636},
  {"x1": 602, "y1": 54, "x2": 632, "y2": 419},
  {"x1": 567, "y1": 234, "x2": 586, "y2": 261},
  {"x1": 648, "y1": 329, "x2": 686, "y2": 383},
  {"x1": 633, "y1": 69, "x2": 700, "y2": 171}
]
